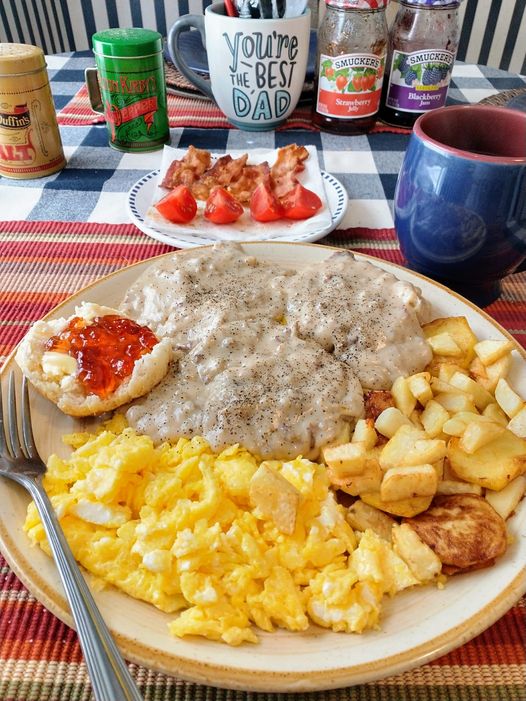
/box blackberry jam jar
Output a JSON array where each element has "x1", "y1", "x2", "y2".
[
  {"x1": 380, "y1": 0, "x2": 460, "y2": 128},
  {"x1": 312, "y1": 0, "x2": 388, "y2": 135}
]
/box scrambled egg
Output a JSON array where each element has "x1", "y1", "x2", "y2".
[{"x1": 24, "y1": 416, "x2": 424, "y2": 645}]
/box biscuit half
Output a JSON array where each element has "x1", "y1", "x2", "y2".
[{"x1": 15, "y1": 302, "x2": 171, "y2": 417}]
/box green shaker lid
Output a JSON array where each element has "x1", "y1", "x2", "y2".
[{"x1": 91, "y1": 28, "x2": 162, "y2": 57}]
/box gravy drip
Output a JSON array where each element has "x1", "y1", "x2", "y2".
[{"x1": 121, "y1": 244, "x2": 432, "y2": 459}]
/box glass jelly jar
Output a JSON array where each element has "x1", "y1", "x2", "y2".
[
  {"x1": 380, "y1": 0, "x2": 460, "y2": 128},
  {"x1": 312, "y1": 0, "x2": 389, "y2": 135}
]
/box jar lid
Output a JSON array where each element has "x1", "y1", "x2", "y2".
[
  {"x1": 326, "y1": 0, "x2": 389, "y2": 8},
  {"x1": 401, "y1": 0, "x2": 460, "y2": 6},
  {"x1": 0, "y1": 43, "x2": 45, "y2": 75},
  {"x1": 91, "y1": 28, "x2": 162, "y2": 57}
]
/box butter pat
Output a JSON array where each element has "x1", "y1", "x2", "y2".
[{"x1": 41, "y1": 351, "x2": 77, "y2": 378}]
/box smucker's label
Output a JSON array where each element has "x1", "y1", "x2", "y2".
[
  {"x1": 315, "y1": 52, "x2": 386, "y2": 119},
  {"x1": 384, "y1": 49, "x2": 455, "y2": 113}
]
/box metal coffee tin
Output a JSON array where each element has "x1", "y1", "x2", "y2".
[
  {"x1": 87, "y1": 28, "x2": 170, "y2": 152},
  {"x1": 0, "y1": 43, "x2": 66, "y2": 179}
]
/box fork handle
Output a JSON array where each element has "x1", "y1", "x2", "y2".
[{"x1": 24, "y1": 477, "x2": 143, "y2": 701}]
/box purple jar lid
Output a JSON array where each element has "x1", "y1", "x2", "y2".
[{"x1": 402, "y1": 0, "x2": 460, "y2": 5}]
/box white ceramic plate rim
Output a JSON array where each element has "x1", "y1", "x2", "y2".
[
  {"x1": 0, "y1": 242, "x2": 525, "y2": 693},
  {"x1": 126, "y1": 170, "x2": 348, "y2": 248}
]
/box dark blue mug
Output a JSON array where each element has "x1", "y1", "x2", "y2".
[{"x1": 394, "y1": 105, "x2": 526, "y2": 306}]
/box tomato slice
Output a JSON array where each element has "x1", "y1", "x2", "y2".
[
  {"x1": 281, "y1": 183, "x2": 323, "y2": 220},
  {"x1": 155, "y1": 185, "x2": 197, "y2": 224},
  {"x1": 250, "y1": 182, "x2": 284, "y2": 222},
  {"x1": 204, "y1": 187, "x2": 244, "y2": 224}
]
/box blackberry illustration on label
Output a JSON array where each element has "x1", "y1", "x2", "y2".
[
  {"x1": 385, "y1": 49, "x2": 454, "y2": 113},
  {"x1": 316, "y1": 52, "x2": 386, "y2": 120}
]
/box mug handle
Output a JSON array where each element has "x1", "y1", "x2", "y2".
[
  {"x1": 85, "y1": 67, "x2": 104, "y2": 113},
  {"x1": 167, "y1": 16, "x2": 213, "y2": 100}
]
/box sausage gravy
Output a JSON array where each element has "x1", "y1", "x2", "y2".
[{"x1": 120, "y1": 243, "x2": 432, "y2": 459}]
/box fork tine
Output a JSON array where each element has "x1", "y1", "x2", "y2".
[
  {"x1": 21, "y1": 375, "x2": 38, "y2": 460},
  {"x1": 7, "y1": 372, "x2": 23, "y2": 459}
]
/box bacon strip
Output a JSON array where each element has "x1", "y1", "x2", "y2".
[
  {"x1": 270, "y1": 144, "x2": 309, "y2": 199},
  {"x1": 160, "y1": 144, "x2": 310, "y2": 204},
  {"x1": 161, "y1": 145, "x2": 211, "y2": 190}
]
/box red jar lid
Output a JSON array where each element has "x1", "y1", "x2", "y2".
[{"x1": 326, "y1": 0, "x2": 389, "y2": 8}]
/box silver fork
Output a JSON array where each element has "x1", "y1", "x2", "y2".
[{"x1": 0, "y1": 372, "x2": 143, "y2": 701}]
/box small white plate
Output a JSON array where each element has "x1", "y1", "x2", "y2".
[{"x1": 127, "y1": 169, "x2": 348, "y2": 248}]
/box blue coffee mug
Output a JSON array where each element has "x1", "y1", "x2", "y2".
[{"x1": 394, "y1": 105, "x2": 526, "y2": 306}]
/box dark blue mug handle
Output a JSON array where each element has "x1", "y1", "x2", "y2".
[{"x1": 167, "y1": 16, "x2": 213, "y2": 99}]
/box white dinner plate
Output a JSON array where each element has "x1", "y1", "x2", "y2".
[
  {"x1": 0, "y1": 242, "x2": 525, "y2": 692},
  {"x1": 127, "y1": 170, "x2": 348, "y2": 248}
]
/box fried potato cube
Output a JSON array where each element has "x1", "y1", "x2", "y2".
[
  {"x1": 495, "y1": 378, "x2": 524, "y2": 419},
  {"x1": 374, "y1": 407, "x2": 413, "y2": 439},
  {"x1": 459, "y1": 420, "x2": 505, "y2": 454},
  {"x1": 361, "y1": 490, "x2": 433, "y2": 518},
  {"x1": 482, "y1": 402, "x2": 509, "y2": 427},
  {"x1": 448, "y1": 429, "x2": 526, "y2": 491},
  {"x1": 438, "y1": 364, "x2": 468, "y2": 382},
  {"x1": 449, "y1": 372, "x2": 494, "y2": 410},
  {"x1": 421, "y1": 400, "x2": 449, "y2": 438},
  {"x1": 380, "y1": 425, "x2": 446, "y2": 470},
  {"x1": 406, "y1": 372, "x2": 433, "y2": 406},
  {"x1": 379, "y1": 425, "x2": 424, "y2": 469},
  {"x1": 436, "y1": 480, "x2": 483, "y2": 496},
  {"x1": 507, "y1": 405, "x2": 526, "y2": 439},
  {"x1": 474, "y1": 339, "x2": 514, "y2": 366},
  {"x1": 423, "y1": 316, "x2": 477, "y2": 370},
  {"x1": 391, "y1": 376, "x2": 417, "y2": 417},
  {"x1": 249, "y1": 463, "x2": 300, "y2": 535},
  {"x1": 427, "y1": 332, "x2": 462, "y2": 357},
  {"x1": 442, "y1": 411, "x2": 483, "y2": 437},
  {"x1": 411, "y1": 439, "x2": 448, "y2": 464},
  {"x1": 477, "y1": 354, "x2": 512, "y2": 393},
  {"x1": 485, "y1": 475, "x2": 526, "y2": 520},
  {"x1": 351, "y1": 419, "x2": 378, "y2": 450},
  {"x1": 338, "y1": 458, "x2": 383, "y2": 497},
  {"x1": 380, "y1": 464, "x2": 438, "y2": 502},
  {"x1": 430, "y1": 377, "x2": 465, "y2": 395},
  {"x1": 434, "y1": 392, "x2": 477, "y2": 414},
  {"x1": 323, "y1": 442, "x2": 367, "y2": 478},
  {"x1": 345, "y1": 500, "x2": 395, "y2": 541},
  {"x1": 392, "y1": 523, "x2": 442, "y2": 581},
  {"x1": 469, "y1": 356, "x2": 488, "y2": 383}
]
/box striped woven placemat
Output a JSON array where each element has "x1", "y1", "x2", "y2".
[
  {"x1": 55, "y1": 79, "x2": 411, "y2": 133},
  {"x1": 0, "y1": 220, "x2": 525, "y2": 700}
]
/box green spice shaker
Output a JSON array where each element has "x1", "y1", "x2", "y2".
[{"x1": 85, "y1": 28, "x2": 170, "y2": 152}]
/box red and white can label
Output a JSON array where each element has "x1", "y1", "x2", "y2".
[{"x1": 315, "y1": 52, "x2": 386, "y2": 119}]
